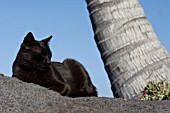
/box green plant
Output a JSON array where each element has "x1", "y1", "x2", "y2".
[{"x1": 140, "y1": 81, "x2": 170, "y2": 101}]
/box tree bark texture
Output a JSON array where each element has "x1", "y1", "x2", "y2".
[{"x1": 86, "y1": 0, "x2": 170, "y2": 99}]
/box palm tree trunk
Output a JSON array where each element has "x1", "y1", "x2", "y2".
[{"x1": 86, "y1": 0, "x2": 170, "y2": 99}]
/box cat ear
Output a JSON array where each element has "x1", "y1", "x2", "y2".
[
  {"x1": 42, "y1": 35, "x2": 53, "y2": 44},
  {"x1": 23, "y1": 32, "x2": 35, "y2": 44}
]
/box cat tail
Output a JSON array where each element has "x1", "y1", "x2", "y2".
[{"x1": 63, "y1": 59, "x2": 98, "y2": 97}]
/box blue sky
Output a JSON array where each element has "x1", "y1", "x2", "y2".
[{"x1": 0, "y1": 0, "x2": 170, "y2": 97}]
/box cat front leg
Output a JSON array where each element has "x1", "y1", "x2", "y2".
[{"x1": 49, "y1": 82, "x2": 71, "y2": 96}]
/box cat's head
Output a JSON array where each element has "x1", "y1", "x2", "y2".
[{"x1": 18, "y1": 32, "x2": 53, "y2": 72}]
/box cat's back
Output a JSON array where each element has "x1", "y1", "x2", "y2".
[
  {"x1": 51, "y1": 61, "x2": 68, "y2": 73},
  {"x1": 51, "y1": 62, "x2": 72, "y2": 81}
]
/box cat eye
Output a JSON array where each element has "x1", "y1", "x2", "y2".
[{"x1": 34, "y1": 55, "x2": 44, "y2": 61}]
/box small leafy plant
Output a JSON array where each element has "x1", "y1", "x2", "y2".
[{"x1": 140, "y1": 81, "x2": 170, "y2": 101}]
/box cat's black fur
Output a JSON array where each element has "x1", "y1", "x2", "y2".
[{"x1": 12, "y1": 32, "x2": 97, "y2": 97}]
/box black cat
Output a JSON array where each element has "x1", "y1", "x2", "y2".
[{"x1": 12, "y1": 32, "x2": 97, "y2": 97}]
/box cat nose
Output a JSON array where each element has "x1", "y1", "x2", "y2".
[
  {"x1": 46, "y1": 61, "x2": 51, "y2": 65},
  {"x1": 45, "y1": 60, "x2": 51, "y2": 65},
  {"x1": 44, "y1": 57, "x2": 51, "y2": 65}
]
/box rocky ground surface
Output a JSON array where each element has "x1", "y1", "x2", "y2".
[{"x1": 0, "y1": 74, "x2": 170, "y2": 113}]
